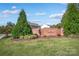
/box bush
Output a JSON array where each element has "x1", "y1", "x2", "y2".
[
  {"x1": 68, "y1": 34, "x2": 79, "y2": 38},
  {"x1": 20, "y1": 36, "x2": 24, "y2": 39},
  {"x1": 19, "y1": 34, "x2": 38, "y2": 40},
  {"x1": 24, "y1": 35, "x2": 31, "y2": 39}
]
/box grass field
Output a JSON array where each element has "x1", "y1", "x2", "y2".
[{"x1": 0, "y1": 37, "x2": 79, "y2": 56}]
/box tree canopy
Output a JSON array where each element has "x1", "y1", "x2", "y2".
[{"x1": 61, "y1": 3, "x2": 79, "y2": 36}]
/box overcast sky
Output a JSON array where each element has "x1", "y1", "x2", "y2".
[{"x1": 0, "y1": 3, "x2": 67, "y2": 26}]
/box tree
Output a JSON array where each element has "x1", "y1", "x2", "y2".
[
  {"x1": 55, "y1": 23, "x2": 61, "y2": 28},
  {"x1": 61, "y1": 3, "x2": 79, "y2": 36},
  {"x1": 0, "y1": 22, "x2": 15, "y2": 37},
  {"x1": 50, "y1": 23, "x2": 61, "y2": 28},
  {"x1": 6, "y1": 22, "x2": 15, "y2": 27},
  {"x1": 4, "y1": 22, "x2": 15, "y2": 36},
  {"x1": 0, "y1": 26, "x2": 5, "y2": 34},
  {"x1": 12, "y1": 9, "x2": 32, "y2": 38}
]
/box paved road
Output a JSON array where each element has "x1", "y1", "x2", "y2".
[{"x1": 0, "y1": 34, "x2": 6, "y2": 39}]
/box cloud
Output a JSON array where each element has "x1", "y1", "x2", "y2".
[
  {"x1": 1, "y1": 5, "x2": 20, "y2": 15},
  {"x1": 2, "y1": 9, "x2": 20, "y2": 15},
  {"x1": 35, "y1": 12, "x2": 46, "y2": 16},
  {"x1": 29, "y1": 19, "x2": 41, "y2": 22},
  {"x1": 12, "y1": 6, "x2": 16, "y2": 9},
  {"x1": 0, "y1": 6, "x2": 20, "y2": 18},
  {"x1": 49, "y1": 9, "x2": 66, "y2": 19},
  {"x1": 49, "y1": 13, "x2": 64, "y2": 19}
]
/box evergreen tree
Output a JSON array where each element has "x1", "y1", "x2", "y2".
[
  {"x1": 61, "y1": 3, "x2": 79, "y2": 36},
  {"x1": 12, "y1": 9, "x2": 32, "y2": 38}
]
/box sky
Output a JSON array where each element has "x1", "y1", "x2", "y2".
[{"x1": 0, "y1": 3, "x2": 67, "y2": 26}]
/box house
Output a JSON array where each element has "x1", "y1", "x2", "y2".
[{"x1": 32, "y1": 24, "x2": 64, "y2": 37}]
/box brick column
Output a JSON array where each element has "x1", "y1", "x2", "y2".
[{"x1": 60, "y1": 28, "x2": 64, "y2": 36}]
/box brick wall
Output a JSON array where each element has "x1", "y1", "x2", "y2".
[
  {"x1": 32, "y1": 28, "x2": 64, "y2": 37},
  {"x1": 32, "y1": 28, "x2": 40, "y2": 36}
]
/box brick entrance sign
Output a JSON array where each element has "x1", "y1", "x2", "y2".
[{"x1": 32, "y1": 28, "x2": 64, "y2": 37}]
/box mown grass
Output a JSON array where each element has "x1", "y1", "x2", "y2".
[{"x1": 0, "y1": 37, "x2": 79, "y2": 56}]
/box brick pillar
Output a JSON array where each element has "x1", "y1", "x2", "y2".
[{"x1": 60, "y1": 28, "x2": 64, "y2": 36}]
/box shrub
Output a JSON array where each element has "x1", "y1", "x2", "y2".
[
  {"x1": 19, "y1": 34, "x2": 38, "y2": 40},
  {"x1": 68, "y1": 34, "x2": 79, "y2": 38}
]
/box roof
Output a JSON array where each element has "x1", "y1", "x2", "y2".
[{"x1": 41, "y1": 24, "x2": 50, "y2": 29}]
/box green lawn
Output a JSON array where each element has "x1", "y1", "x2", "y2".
[{"x1": 0, "y1": 37, "x2": 79, "y2": 56}]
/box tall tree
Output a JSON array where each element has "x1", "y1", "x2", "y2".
[
  {"x1": 12, "y1": 9, "x2": 32, "y2": 38},
  {"x1": 61, "y1": 3, "x2": 79, "y2": 36}
]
